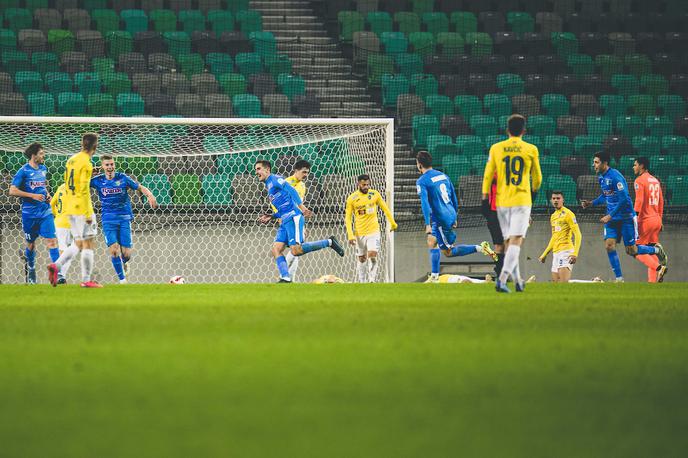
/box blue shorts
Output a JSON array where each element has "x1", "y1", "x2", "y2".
[
  {"x1": 103, "y1": 220, "x2": 133, "y2": 248},
  {"x1": 22, "y1": 214, "x2": 56, "y2": 243},
  {"x1": 432, "y1": 220, "x2": 457, "y2": 250},
  {"x1": 274, "y1": 214, "x2": 305, "y2": 247},
  {"x1": 604, "y1": 217, "x2": 638, "y2": 246}
]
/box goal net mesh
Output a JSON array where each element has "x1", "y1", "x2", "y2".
[{"x1": 0, "y1": 118, "x2": 393, "y2": 284}]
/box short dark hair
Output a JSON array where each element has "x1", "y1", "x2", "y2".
[
  {"x1": 255, "y1": 159, "x2": 271, "y2": 169},
  {"x1": 293, "y1": 159, "x2": 311, "y2": 170},
  {"x1": 507, "y1": 114, "x2": 526, "y2": 137},
  {"x1": 635, "y1": 156, "x2": 650, "y2": 171},
  {"x1": 357, "y1": 174, "x2": 370, "y2": 182},
  {"x1": 551, "y1": 190, "x2": 564, "y2": 198},
  {"x1": 82, "y1": 132, "x2": 99, "y2": 151},
  {"x1": 416, "y1": 150, "x2": 432, "y2": 168},
  {"x1": 100, "y1": 154, "x2": 114, "y2": 162},
  {"x1": 594, "y1": 150, "x2": 611, "y2": 165},
  {"x1": 24, "y1": 142, "x2": 43, "y2": 160}
]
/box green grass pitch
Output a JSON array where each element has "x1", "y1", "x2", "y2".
[{"x1": 1, "y1": 283, "x2": 687, "y2": 457}]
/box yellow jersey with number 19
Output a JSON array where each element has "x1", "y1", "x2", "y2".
[
  {"x1": 481, "y1": 137, "x2": 542, "y2": 207},
  {"x1": 50, "y1": 183, "x2": 70, "y2": 229},
  {"x1": 62, "y1": 151, "x2": 94, "y2": 216}
]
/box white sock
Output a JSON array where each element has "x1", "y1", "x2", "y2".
[
  {"x1": 368, "y1": 257, "x2": 379, "y2": 283},
  {"x1": 61, "y1": 255, "x2": 73, "y2": 277},
  {"x1": 499, "y1": 245, "x2": 521, "y2": 283},
  {"x1": 513, "y1": 260, "x2": 522, "y2": 284},
  {"x1": 56, "y1": 243, "x2": 78, "y2": 269},
  {"x1": 81, "y1": 249, "x2": 94, "y2": 282},
  {"x1": 569, "y1": 279, "x2": 599, "y2": 283},
  {"x1": 357, "y1": 261, "x2": 367, "y2": 283},
  {"x1": 286, "y1": 252, "x2": 299, "y2": 281}
]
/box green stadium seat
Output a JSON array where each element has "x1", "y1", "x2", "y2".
[
  {"x1": 179, "y1": 10, "x2": 206, "y2": 34},
  {"x1": 551, "y1": 32, "x2": 578, "y2": 58},
  {"x1": 232, "y1": 93, "x2": 261, "y2": 117},
  {"x1": 26, "y1": 0, "x2": 48, "y2": 7},
  {"x1": 454, "y1": 95, "x2": 482, "y2": 118},
  {"x1": 640, "y1": 74, "x2": 669, "y2": 97},
  {"x1": 483, "y1": 93, "x2": 511, "y2": 117},
  {"x1": 264, "y1": 54, "x2": 292, "y2": 77},
  {"x1": 456, "y1": 135, "x2": 485, "y2": 156},
  {"x1": 528, "y1": 115, "x2": 556, "y2": 137},
  {"x1": 507, "y1": 12, "x2": 534, "y2": 33},
  {"x1": 468, "y1": 154, "x2": 486, "y2": 174},
  {"x1": 567, "y1": 53, "x2": 594, "y2": 77},
  {"x1": 92, "y1": 9, "x2": 120, "y2": 35},
  {"x1": 87, "y1": 93, "x2": 115, "y2": 115},
  {"x1": 649, "y1": 155, "x2": 676, "y2": 179},
  {"x1": 522, "y1": 134, "x2": 543, "y2": 152},
  {"x1": 218, "y1": 73, "x2": 246, "y2": 96},
  {"x1": 470, "y1": 114, "x2": 498, "y2": 137},
  {"x1": 646, "y1": 116, "x2": 673, "y2": 137},
  {"x1": 496, "y1": 73, "x2": 523, "y2": 97},
  {"x1": 206, "y1": 52, "x2": 233, "y2": 76},
  {"x1": 171, "y1": 174, "x2": 202, "y2": 205},
  {"x1": 177, "y1": 53, "x2": 204, "y2": 77},
  {"x1": 611, "y1": 74, "x2": 640, "y2": 97},
  {"x1": 5, "y1": 8, "x2": 32, "y2": 33},
  {"x1": 574, "y1": 135, "x2": 603, "y2": 156},
  {"x1": 618, "y1": 155, "x2": 638, "y2": 175},
  {"x1": 367, "y1": 54, "x2": 394, "y2": 87},
  {"x1": 409, "y1": 32, "x2": 435, "y2": 57},
  {"x1": 116, "y1": 92, "x2": 144, "y2": 116},
  {"x1": 450, "y1": 12, "x2": 477, "y2": 35},
  {"x1": 587, "y1": 115, "x2": 612, "y2": 136},
  {"x1": 540, "y1": 155, "x2": 560, "y2": 176},
  {"x1": 92, "y1": 57, "x2": 115, "y2": 78},
  {"x1": 208, "y1": 10, "x2": 234, "y2": 35},
  {"x1": 465, "y1": 32, "x2": 492, "y2": 56},
  {"x1": 15, "y1": 71, "x2": 43, "y2": 95},
  {"x1": 394, "y1": 53, "x2": 423, "y2": 77},
  {"x1": 74, "y1": 72, "x2": 102, "y2": 96},
  {"x1": 45, "y1": 72, "x2": 72, "y2": 95},
  {"x1": 436, "y1": 32, "x2": 463, "y2": 57},
  {"x1": 382, "y1": 73, "x2": 409, "y2": 107},
  {"x1": 628, "y1": 95, "x2": 655, "y2": 117},
  {"x1": 367, "y1": 11, "x2": 392, "y2": 35},
  {"x1": 103, "y1": 72, "x2": 131, "y2": 97},
  {"x1": 662, "y1": 136, "x2": 687, "y2": 156},
  {"x1": 121, "y1": 10, "x2": 149, "y2": 35},
  {"x1": 595, "y1": 54, "x2": 623, "y2": 79},
  {"x1": 150, "y1": 9, "x2": 177, "y2": 33},
  {"x1": 277, "y1": 73, "x2": 305, "y2": 100},
  {"x1": 544, "y1": 135, "x2": 574, "y2": 158},
  {"x1": 141, "y1": 174, "x2": 172, "y2": 205},
  {"x1": 600, "y1": 94, "x2": 627, "y2": 118},
  {"x1": 411, "y1": 73, "x2": 437, "y2": 100},
  {"x1": 106, "y1": 31, "x2": 133, "y2": 59},
  {"x1": 394, "y1": 12, "x2": 420, "y2": 35},
  {"x1": 202, "y1": 174, "x2": 233, "y2": 205},
  {"x1": 422, "y1": 12, "x2": 449, "y2": 36},
  {"x1": 235, "y1": 52, "x2": 262, "y2": 77},
  {"x1": 545, "y1": 174, "x2": 577, "y2": 200},
  {"x1": 411, "y1": 0, "x2": 433, "y2": 15},
  {"x1": 484, "y1": 134, "x2": 507, "y2": 149},
  {"x1": 32, "y1": 51, "x2": 59, "y2": 74},
  {"x1": 427, "y1": 134, "x2": 455, "y2": 163},
  {"x1": 164, "y1": 32, "x2": 191, "y2": 57},
  {"x1": 412, "y1": 114, "x2": 439, "y2": 149},
  {"x1": 226, "y1": 0, "x2": 249, "y2": 13},
  {"x1": 57, "y1": 92, "x2": 86, "y2": 116},
  {"x1": 47, "y1": 29, "x2": 75, "y2": 56},
  {"x1": 28, "y1": 92, "x2": 55, "y2": 115},
  {"x1": 0, "y1": 29, "x2": 17, "y2": 51},
  {"x1": 632, "y1": 135, "x2": 661, "y2": 155},
  {"x1": 380, "y1": 32, "x2": 408, "y2": 54},
  {"x1": 441, "y1": 155, "x2": 471, "y2": 183},
  {"x1": 426, "y1": 94, "x2": 453, "y2": 119},
  {"x1": 658, "y1": 95, "x2": 686, "y2": 121},
  {"x1": 236, "y1": 10, "x2": 262, "y2": 34},
  {"x1": 681, "y1": 154, "x2": 688, "y2": 173},
  {"x1": 541, "y1": 93, "x2": 569, "y2": 117},
  {"x1": 250, "y1": 31, "x2": 276, "y2": 58},
  {"x1": 624, "y1": 54, "x2": 652, "y2": 76},
  {"x1": 666, "y1": 175, "x2": 688, "y2": 205},
  {"x1": 338, "y1": 11, "x2": 364, "y2": 43}
]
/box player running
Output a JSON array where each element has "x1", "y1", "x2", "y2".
[
  {"x1": 48, "y1": 133, "x2": 101, "y2": 288},
  {"x1": 632, "y1": 157, "x2": 667, "y2": 282},
  {"x1": 50, "y1": 183, "x2": 76, "y2": 284},
  {"x1": 345, "y1": 174, "x2": 397, "y2": 283},
  {"x1": 482, "y1": 114, "x2": 542, "y2": 293},
  {"x1": 90, "y1": 155, "x2": 158, "y2": 284},
  {"x1": 8, "y1": 142, "x2": 60, "y2": 284},
  {"x1": 255, "y1": 160, "x2": 344, "y2": 283},
  {"x1": 271, "y1": 160, "x2": 310, "y2": 281},
  {"x1": 538, "y1": 191, "x2": 582, "y2": 282},
  {"x1": 416, "y1": 151, "x2": 497, "y2": 283},
  {"x1": 581, "y1": 151, "x2": 665, "y2": 282}
]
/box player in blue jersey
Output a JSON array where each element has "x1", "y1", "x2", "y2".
[
  {"x1": 415, "y1": 151, "x2": 497, "y2": 283},
  {"x1": 90, "y1": 154, "x2": 158, "y2": 283},
  {"x1": 255, "y1": 160, "x2": 344, "y2": 282},
  {"x1": 8, "y1": 142, "x2": 61, "y2": 284},
  {"x1": 581, "y1": 151, "x2": 665, "y2": 282}
]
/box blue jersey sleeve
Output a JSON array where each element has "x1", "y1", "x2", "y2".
[
  {"x1": 592, "y1": 194, "x2": 605, "y2": 206},
  {"x1": 609, "y1": 173, "x2": 632, "y2": 218},
  {"x1": 416, "y1": 179, "x2": 432, "y2": 225},
  {"x1": 124, "y1": 174, "x2": 139, "y2": 191},
  {"x1": 11, "y1": 168, "x2": 24, "y2": 188}
]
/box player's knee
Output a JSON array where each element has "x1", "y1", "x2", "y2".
[
  {"x1": 605, "y1": 241, "x2": 616, "y2": 252},
  {"x1": 26, "y1": 241, "x2": 35, "y2": 250},
  {"x1": 367, "y1": 251, "x2": 377, "y2": 259},
  {"x1": 45, "y1": 238, "x2": 57, "y2": 249},
  {"x1": 358, "y1": 255, "x2": 367, "y2": 263},
  {"x1": 626, "y1": 246, "x2": 637, "y2": 256},
  {"x1": 290, "y1": 245, "x2": 303, "y2": 256},
  {"x1": 442, "y1": 249, "x2": 452, "y2": 256},
  {"x1": 109, "y1": 244, "x2": 121, "y2": 257}
]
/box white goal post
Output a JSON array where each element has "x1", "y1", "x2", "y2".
[{"x1": 0, "y1": 116, "x2": 395, "y2": 284}]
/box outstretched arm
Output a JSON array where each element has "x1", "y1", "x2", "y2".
[
  {"x1": 138, "y1": 184, "x2": 158, "y2": 208},
  {"x1": 377, "y1": 194, "x2": 397, "y2": 231}
]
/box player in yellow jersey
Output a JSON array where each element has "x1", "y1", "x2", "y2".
[
  {"x1": 482, "y1": 114, "x2": 542, "y2": 293},
  {"x1": 48, "y1": 133, "x2": 101, "y2": 288},
  {"x1": 538, "y1": 191, "x2": 582, "y2": 282},
  {"x1": 269, "y1": 160, "x2": 310, "y2": 281},
  {"x1": 50, "y1": 183, "x2": 75, "y2": 284},
  {"x1": 345, "y1": 174, "x2": 397, "y2": 282}
]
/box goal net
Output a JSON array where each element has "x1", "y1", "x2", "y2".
[{"x1": 0, "y1": 116, "x2": 394, "y2": 284}]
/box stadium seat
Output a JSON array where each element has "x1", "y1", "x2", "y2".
[
  {"x1": 394, "y1": 12, "x2": 420, "y2": 35},
  {"x1": 177, "y1": 53, "x2": 204, "y2": 78},
  {"x1": 232, "y1": 93, "x2": 261, "y2": 117},
  {"x1": 218, "y1": 73, "x2": 247, "y2": 97},
  {"x1": 121, "y1": 10, "x2": 149, "y2": 35},
  {"x1": 587, "y1": 116, "x2": 612, "y2": 137},
  {"x1": 235, "y1": 52, "x2": 262, "y2": 77},
  {"x1": 600, "y1": 95, "x2": 627, "y2": 118},
  {"x1": 441, "y1": 155, "x2": 471, "y2": 183},
  {"x1": 264, "y1": 54, "x2": 292, "y2": 77},
  {"x1": 411, "y1": 73, "x2": 437, "y2": 100},
  {"x1": 141, "y1": 174, "x2": 172, "y2": 205},
  {"x1": 545, "y1": 135, "x2": 574, "y2": 158},
  {"x1": 236, "y1": 10, "x2": 262, "y2": 35},
  {"x1": 57, "y1": 91, "x2": 85, "y2": 116},
  {"x1": 483, "y1": 93, "x2": 511, "y2": 117},
  {"x1": 649, "y1": 155, "x2": 676, "y2": 178},
  {"x1": 666, "y1": 175, "x2": 688, "y2": 204},
  {"x1": 422, "y1": 12, "x2": 449, "y2": 36},
  {"x1": 646, "y1": 116, "x2": 674, "y2": 137},
  {"x1": 103, "y1": 72, "x2": 131, "y2": 97},
  {"x1": 412, "y1": 114, "x2": 439, "y2": 149},
  {"x1": 367, "y1": 11, "x2": 392, "y2": 35},
  {"x1": 28, "y1": 92, "x2": 55, "y2": 115},
  {"x1": 632, "y1": 135, "x2": 661, "y2": 155},
  {"x1": 528, "y1": 115, "x2": 556, "y2": 137},
  {"x1": 117, "y1": 92, "x2": 144, "y2": 116},
  {"x1": 15, "y1": 71, "x2": 43, "y2": 95},
  {"x1": 541, "y1": 93, "x2": 570, "y2": 117},
  {"x1": 381, "y1": 74, "x2": 409, "y2": 108},
  {"x1": 180, "y1": 10, "x2": 206, "y2": 34},
  {"x1": 208, "y1": 10, "x2": 235, "y2": 36},
  {"x1": 87, "y1": 93, "x2": 115, "y2": 115},
  {"x1": 662, "y1": 135, "x2": 687, "y2": 156},
  {"x1": 426, "y1": 95, "x2": 453, "y2": 119},
  {"x1": 496, "y1": 73, "x2": 523, "y2": 97},
  {"x1": 93, "y1": 9, "x2": 119, "y2": 34},
  {"x1": 450, "y1": 12, "x2": 477, "y2": 35},
  {"x1": 277, "y1": 73, "x2": 305, "y2": 100},
  {"x1": 470, "y1": 115, "x2": 498, "y2": 138},
  {"x1": 106, "y1": 31, "x2": 133, "y2": 59},
  {"x1": 45, "y1": 72, "x2": 72, "y2": 94}
]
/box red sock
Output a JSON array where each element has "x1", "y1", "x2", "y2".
[{"x1": 637, "y1": 254, "x2": 659, "y2": 283}]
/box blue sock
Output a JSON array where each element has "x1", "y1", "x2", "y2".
[
  {"x1": 429, "y1": 248, "x2": 441, "y2": 274},
  {"x1": 122, "y1": 255, "x2": 130, "y2": 264},
  {"x1": 636, "y1": 244, "x2": 656, "y2": 255},
  {"x1": 449, "y1": 245, "x2": 477, "y2": 257},
  {"x1": 301, "y1": 239, "x2": 330, "y2": 254},
  {"x1": 607, "y1": 250, "x2": 623, "y2": 278},
  {"x1": 276, "y1": 255, "x2": 290, "y2": 278},
  {"x1": 111, "y1": 256, "x2": 125, "y2": 281},
  {"x1": 49, "y1": 247, "x2": 60, "y2": 263},
  {"x1": 25, "y1": 248, "x2": 35, "y2": 270}
]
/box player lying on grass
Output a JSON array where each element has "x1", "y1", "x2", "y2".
[
  {"x1": 416, "y1": 151, "x2": 497, "y2": 283},
  {"x1": 345, "y1": 174, "x2": 397, "y2": 283},
  {"x1": 539, "y1": 191, "x2": 582, "y2": 283},
  {"x1": 425, "y1": 274, "x2": 492, "y2": 284},
  {"x1": 255, "y1": 160, "x2": 344, "y2": 283},
  {"x1": 91, "y1": 155, "x2": 158, "y2": 284}
]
